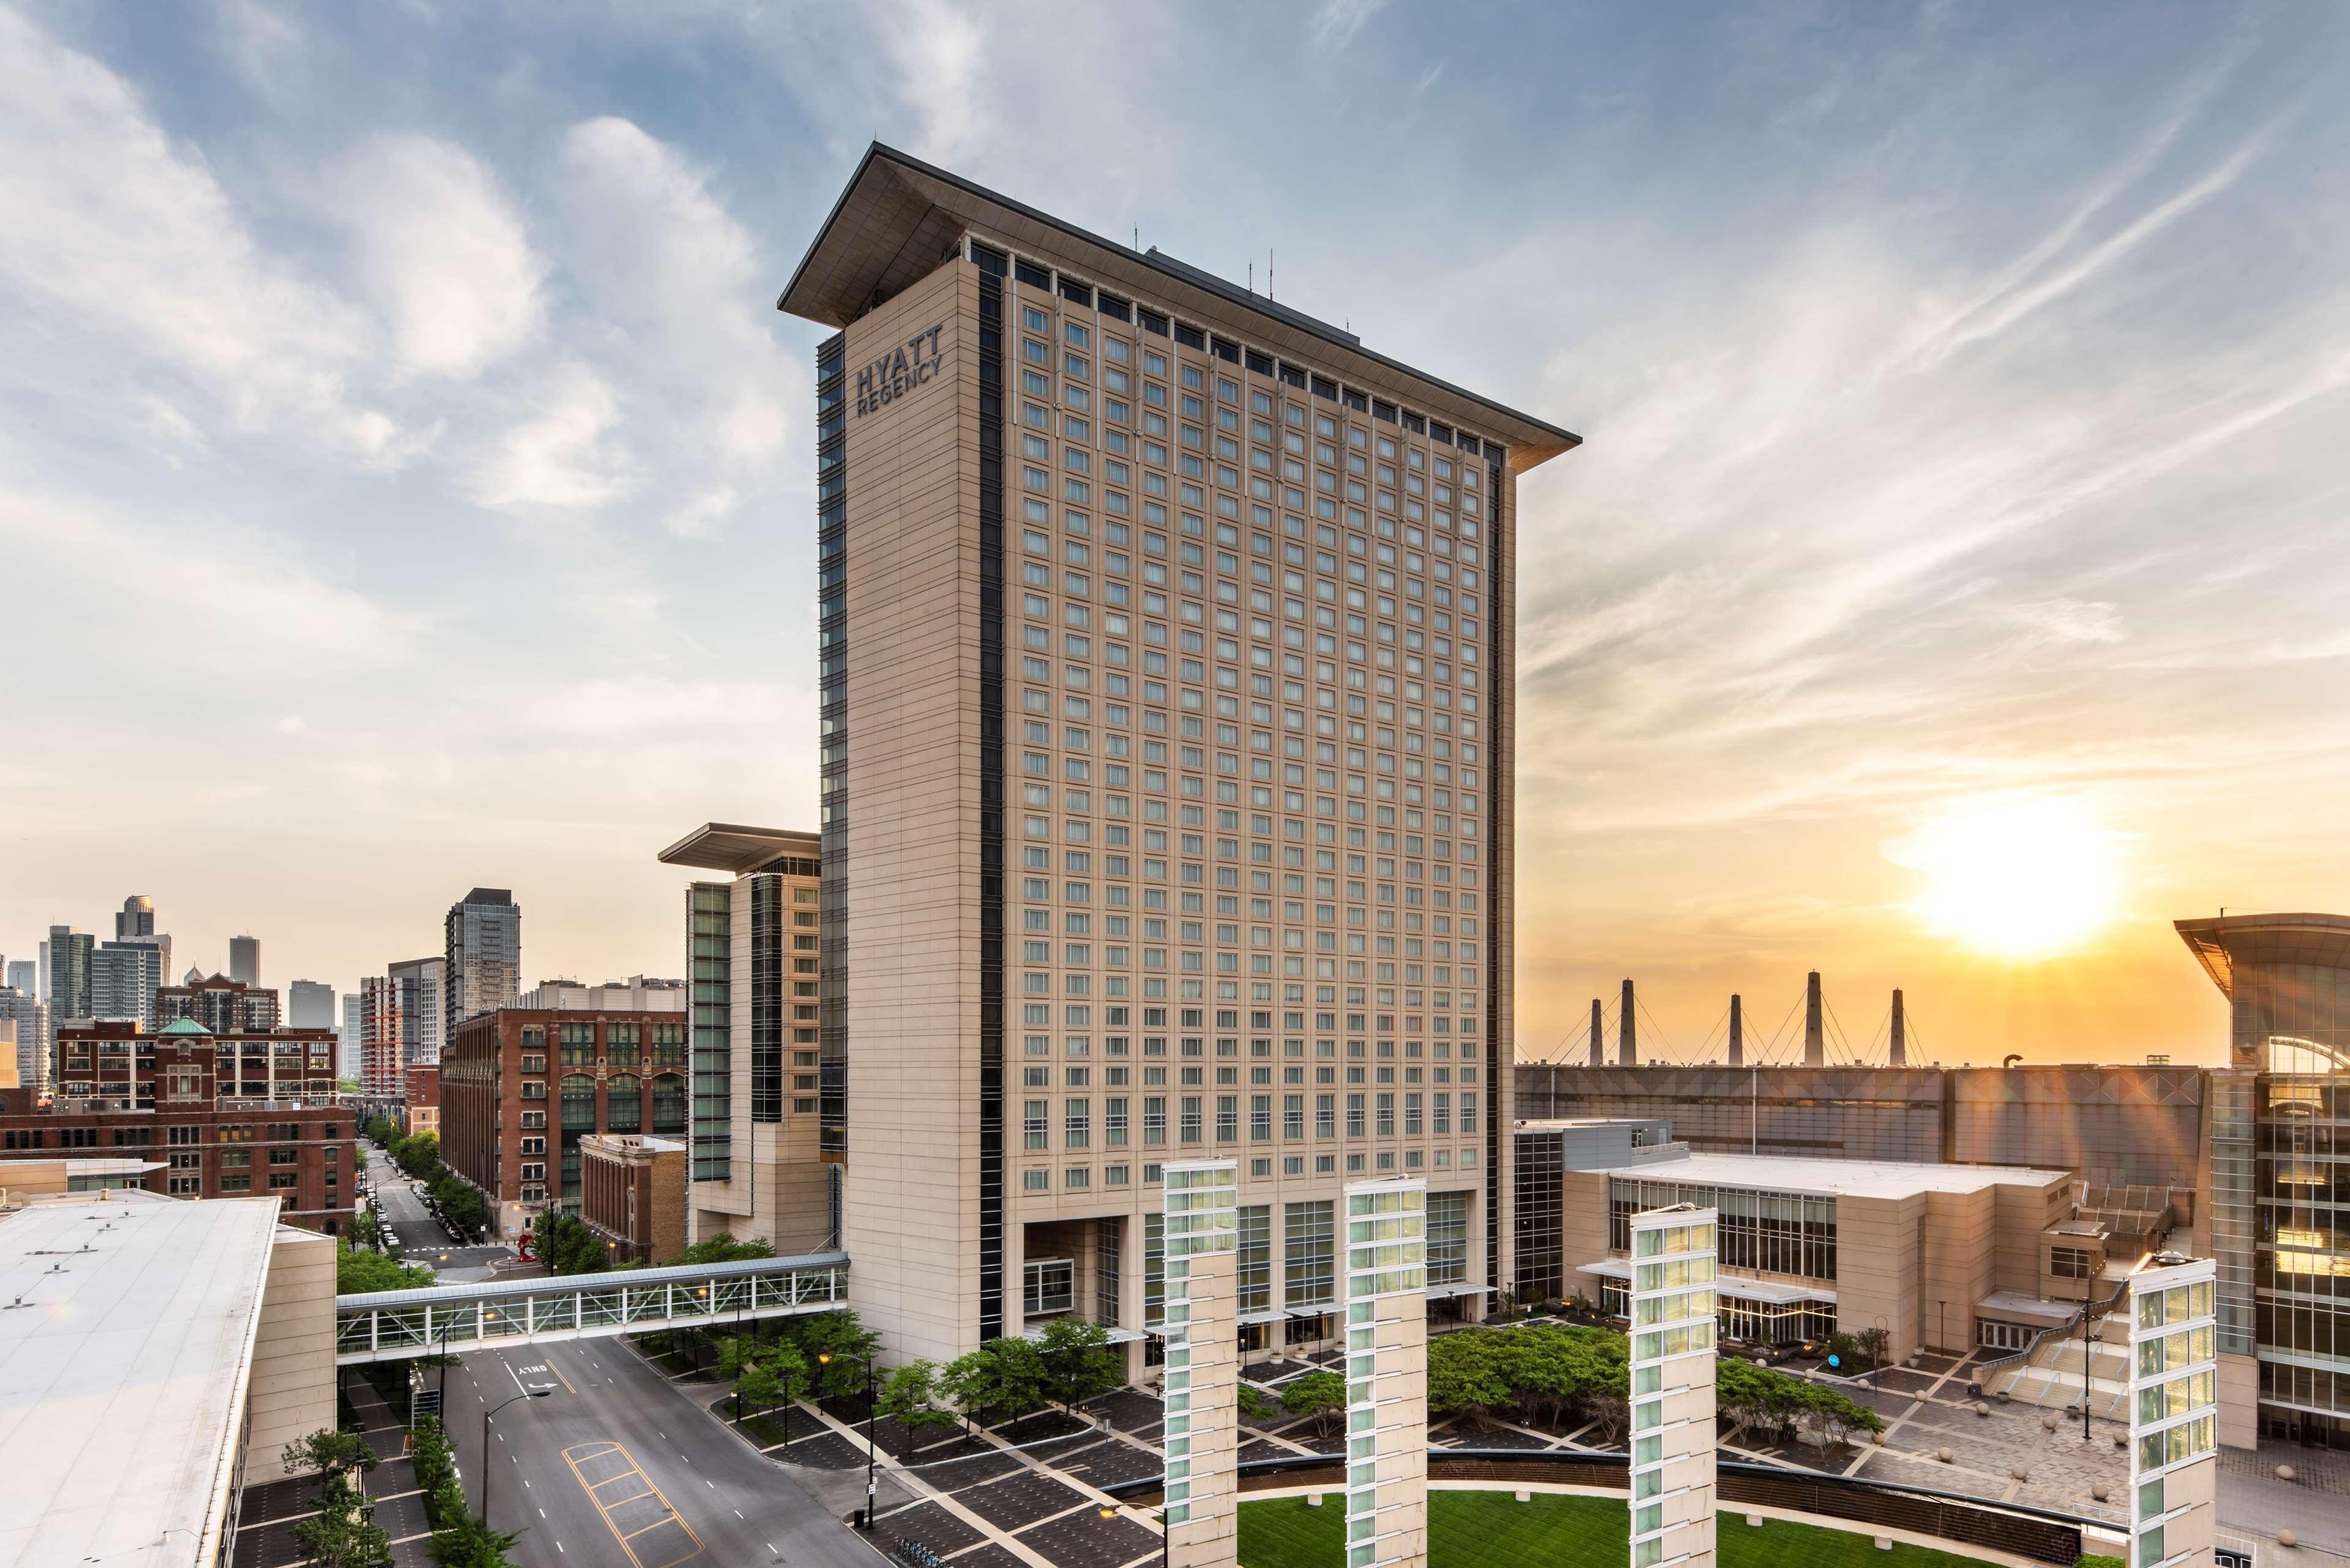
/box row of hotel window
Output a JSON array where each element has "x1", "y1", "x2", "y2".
[
  {"x1": 978, "y1": 242, "x2": 1503, "y2": 455},
  {"x1": 1024, "y1": 1144, "x2": 1473, "y2": 1197},
  {"x1": 1023, "y1": 1092, "x2": 1476, "y2": 1146}
]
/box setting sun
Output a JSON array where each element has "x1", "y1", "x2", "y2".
[{"x1": 1889, "y1": 797, "x2": 2124, "y2": 960}]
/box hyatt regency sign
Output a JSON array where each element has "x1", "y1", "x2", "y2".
[{"x1": 855, "y1": 324, "x2": 945, "y2": 417}]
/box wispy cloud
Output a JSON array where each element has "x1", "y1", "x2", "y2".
[{"x1": 1310, "y1": 0, "x2": 1386, "y2": 53}]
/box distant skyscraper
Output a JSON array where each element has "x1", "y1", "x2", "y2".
[
  {"x1": 90, "y1": 941, "x2": 168, "y2": 1028},
  {"x1": 2, "y1": 961, "x2": 29, "y2": 997},
  {"x1": 388, "y1": 956, "x2": 444, "y2": 1069},
  {"x1": 288, "y1": 979, "x2": 335, "y2": 1029},
  {"x1": 339, "y1": 991, "x2": 364, "y2": 1082},
  {"x1": 44, "y1": 927, "x2": 92, "y2": 1020},
  {"x1": 229, "y1": 935, "x2": 260, "y2": 987},
  {"x1": 443, "y1": 889, "x2": 521, "y2": 1042},
  {"x1": 0, "y1": 986, "x2": 45, "y2": 1095},
  {"x1": 112, "y1": 895, "x2": 170, "y2": 986}
]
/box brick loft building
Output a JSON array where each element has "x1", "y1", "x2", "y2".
[
  {"x1": 442, "y1": 1004, "x2": 689, "y2": 1239},
  {"x1": 578, "y1": 1133, "x2": 688, "y2": 1265},
  {"x1": 0, "y1": 1018, "x2": 356, "y2": 1233}
]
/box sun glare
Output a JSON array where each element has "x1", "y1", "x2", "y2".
[{"x1": 1892, "y1": 796, "x2": 2123, "y2": 960}]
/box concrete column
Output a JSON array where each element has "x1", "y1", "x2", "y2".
[
  {"x1": 1803, "y1": 973, "x2": 1824, "y2": 1067},
  {"x1": 1588, "y1": 999, "x2": 1603, "y2": 1068},
  {"x1": 1618, "y1": 980, "x2": 1636, "y2": 1067},
  {"x1": 1163, "y1": 1160, "x2": 1240, "y2": 1568},
  {"x1": 1344, "y1": 1178, "x2": 1428, "y2": 1568},
  {"x1": 1889, "y1": 990, "x2": 1906, "y2": 1067},
  {"x1": 2127, "y1": 1252, "x2": 2219, "y2": 1568},
  {"x1": 1726, "y1": 996, "x2": 1742, "y2": 1067},
  {"x1": 1629, "y1": 1204, "x2": 1718, "y2": 1568}
]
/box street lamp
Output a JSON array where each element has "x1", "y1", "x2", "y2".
[{"x1": 481, "y1": 1387, "x2": 553, "y2": 1530}]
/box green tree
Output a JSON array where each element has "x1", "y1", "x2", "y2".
[
  {"x1": 283, "y1": 1425, "x2": 379, "y2": 1485},
  {"x1": 1279, "y1": 1370, "x2": 1347, "y2": 1438},
  {"x1": 1036, "y1": 1316, "x2": 1123, "y2": 1411},
  {"x1": 941, "y1": 1337, "x2": 1047, "y2": 1422},
  {"x1": 795, "y1": 1310, "x2": 883, "y2": 1399},
  {"x1": 336, "y1": 1234, "x2": 435, "y2": 1294},
  {"x1": 285, "y1": 1425, "x2": 391, "y2": 1568},
  {"x1": 1426, "y1": 1326, "x2": 1511, "y2": 1425},
  {"x1": 363, "y1": 1114, "x2": 397, "y2": 1148},
  {"x1": 672, "y1": 1231, "x2": 777, "y2": 1266},
  {"x1": 1237, "y1": 1383, "x2": 1281, "y2": 1423},
  {"x1": 391, "y1": 1130, "x2": 441, "y2": 1179},
  {"x1": 537, "y1": 1212, "x2": 610, "y2": 1277},
  {"x1": 876, "y1": 1359, "x2": 961, "y2": 1458},
  {"x1": 293, "y1": 1476, "x2": 394, "y2": 1568}
]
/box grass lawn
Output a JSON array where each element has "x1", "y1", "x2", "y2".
[{"x1": 1238, "y1": 1490, "x2": 2010, "y2": 1568}]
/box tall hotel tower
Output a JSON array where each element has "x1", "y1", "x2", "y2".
[{"x1": 780, "y1": 146, "x2": 1579, "y2": 1364}]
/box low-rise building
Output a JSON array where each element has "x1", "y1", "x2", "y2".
[
  {"x1": 442, "y1": 1003, "x2": 690, "y2": 1239},
  {"x1": 404, "y1": 1061, "x2": 441, "y2": 1138},
  {"x1": 0, "y1": 1019, "x2": 354, "y2": 1233},
  {"x1": 578, "y1": 1133, "x2": 688, "y2": 1265},
  {"x1": 1529, "y1": 1126, "x2": 2101, "y2": 1361},
  {"x1": 157, "y1": 973, "x2": 280, "y2": 1034},
  {"x1": 0, "y1": 1180, "x2": 336, "y2": 1566}
]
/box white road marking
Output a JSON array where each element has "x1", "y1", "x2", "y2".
[
  {"x1": 539, "y1": 1507, "x2": 547, "y2": 1518},
  {"x1": 733, "y1": 1509, "x2": 744, "y2": 1518}
]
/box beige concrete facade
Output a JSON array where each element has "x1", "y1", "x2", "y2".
[
  {"x1": 244, "y1": 1225, "x2": 338, "y2": 1482},
  {"x1": 790, "y1": 148, "x2": 1576, "y2": 1365},
  {"x1": 1566, "y1": 1153, "x2": 2075, "y2": 1357}
]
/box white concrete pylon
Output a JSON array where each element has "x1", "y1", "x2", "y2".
[
  {"x1": 2126, "y1": 1252, "x2": 2219, "y2": 1568},
  {"x1": 1344, "y1": 1177, "x2": 1428, "y2": 1568}
]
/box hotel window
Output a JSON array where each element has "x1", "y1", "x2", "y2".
[
  {"x1": 1065, "y1": 1098, "x2": 1091, "y2": 1150},
  {"x1": 1236, "y1": 1205, "x2": 1272, "y2": 1312},
  {"x1": 1024, "y1": 1100, "x2": 1050, "y2": 1151},
  {"x1": 1284, "y1": 1199, "x2": 1335, "y2": 1307}
]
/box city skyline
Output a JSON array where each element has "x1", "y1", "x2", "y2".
[{"x1": 3, "y1": 4, "x2": 2347, "y2": 1065}]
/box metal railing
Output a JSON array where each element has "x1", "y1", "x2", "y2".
[
  {"x1": 334, "y1": 1250, "x2": 849, "y2": 1364},
  {"x1": 1975, "y1": 1276, "x2": 2128, "y2": 1390}
]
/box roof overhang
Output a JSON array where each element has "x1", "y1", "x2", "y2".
[
  {"x1": 656, "y1": 823, "x2": 820, "y2": 875},
  {"x1": 2173, "y1": 913, "x2": 2350, "y2": 1000},
  {"x1": 779, "y1": 143, "x2": 1582, "y2": 473}
]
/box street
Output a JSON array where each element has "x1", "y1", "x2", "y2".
[
  {"x1": 438, "y1": 1332, "x2": 885, "y2": 1568},
  {"x1": 364, "y1": 1144, "x2": 512, "y2": 1280}
]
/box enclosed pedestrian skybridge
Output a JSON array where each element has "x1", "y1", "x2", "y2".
[{"x1": 335, "y1": 1250, "x2": 849, "y2": 1365}]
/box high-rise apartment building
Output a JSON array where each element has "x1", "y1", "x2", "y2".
[
  {"x1": 389, "y1": 955, "x2": 444, "y2": 1069},
  {"x1": 779, "y1": 146, "x2": 1578, "y2": 1363},
  {"x1": 359, "y1": 974, "x2": 403, "y2": 1100},
  {"x1": 229, "y1": 935, "x2": 260, "y2": 987},
  {"x1": 44, "y1": 927, "x2": 92, "y2": 1021},
  {"x1": 444, "y1": 888, "x2": 522, "y2": 1042},
  {"x1": 657, "y1": 824, "x2": 830, "y2": 1250},
  {"x1": 339, "y1": 991, "x2": 364, "y2": 1083},
  {"x1": 4, "y1": 960, "x2": 32, "y2": 997},
  {"x1": 0, "y1": 986, "x2": 45, "y2": 1096},
  {"x1": 112, "y1": 895, "x2": 170, "y2": 987},
  {"x1": 287, "y1": 979, "x2": 335, "y2": 1029},
  {"x1": 89, "y1": 940, "x2": 168, "y2": 1028}
]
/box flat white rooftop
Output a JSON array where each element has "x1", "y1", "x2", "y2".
[
  {"x1": 0, "y1": 1192, "x2": 283, "y2": 1568},
  {"x1": 1593, "y1": 1151, "x2": 2070, "y2": 1200}
]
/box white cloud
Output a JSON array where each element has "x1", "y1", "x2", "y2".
[
  {"x1": 662, "y1": 485, "x2": 737, "y2": 541},
  {"x1": 0, "y1": 6, "x2": 401, "y2": 455},
  {"x1": 324, "y1": 133, "x2": 546, "y2": 379},
  {"x1": 2010, "y1": 597, "x2": 2126, "y2": 646},
  {"x1": 473, "y1": 364, "x2": 637, "y2": 510},
  {"x1": 1311, "y1": 0, "x2": 1386, "y2": 53}
]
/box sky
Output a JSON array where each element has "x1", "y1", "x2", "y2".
[{"x1": 3, "y1": 2, "x2": 2346, "y2": 1067}]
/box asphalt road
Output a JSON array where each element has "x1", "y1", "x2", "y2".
[
  {"x1": 439, "y1": 1333, "x2": 885, "y2": 1568},
  {"x1": 364, "y1": 1146, "x2": 513, "y2": 1279}
]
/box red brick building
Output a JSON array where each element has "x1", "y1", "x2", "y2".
[
  {"x1": 443, "y1": 1006, "x2": 689, "y2": 1238},
  {"x1": 404, "y1": 1062, "x2": 441, "y2": 1138},
  {"x1": 578, "y1": 1133, "x2": 688, "y2": 1264},
  {"x1": 0, "y1": 1018, "x2": 355, "y2": 1233}
]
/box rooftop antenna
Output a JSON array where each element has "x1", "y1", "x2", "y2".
[
  {"x1": 1248, "y1": 259, "x2": 1254, "y2": 293},
  {"x1": 1269, "y1": 248, "x2": 1274, "y2": 302}
]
